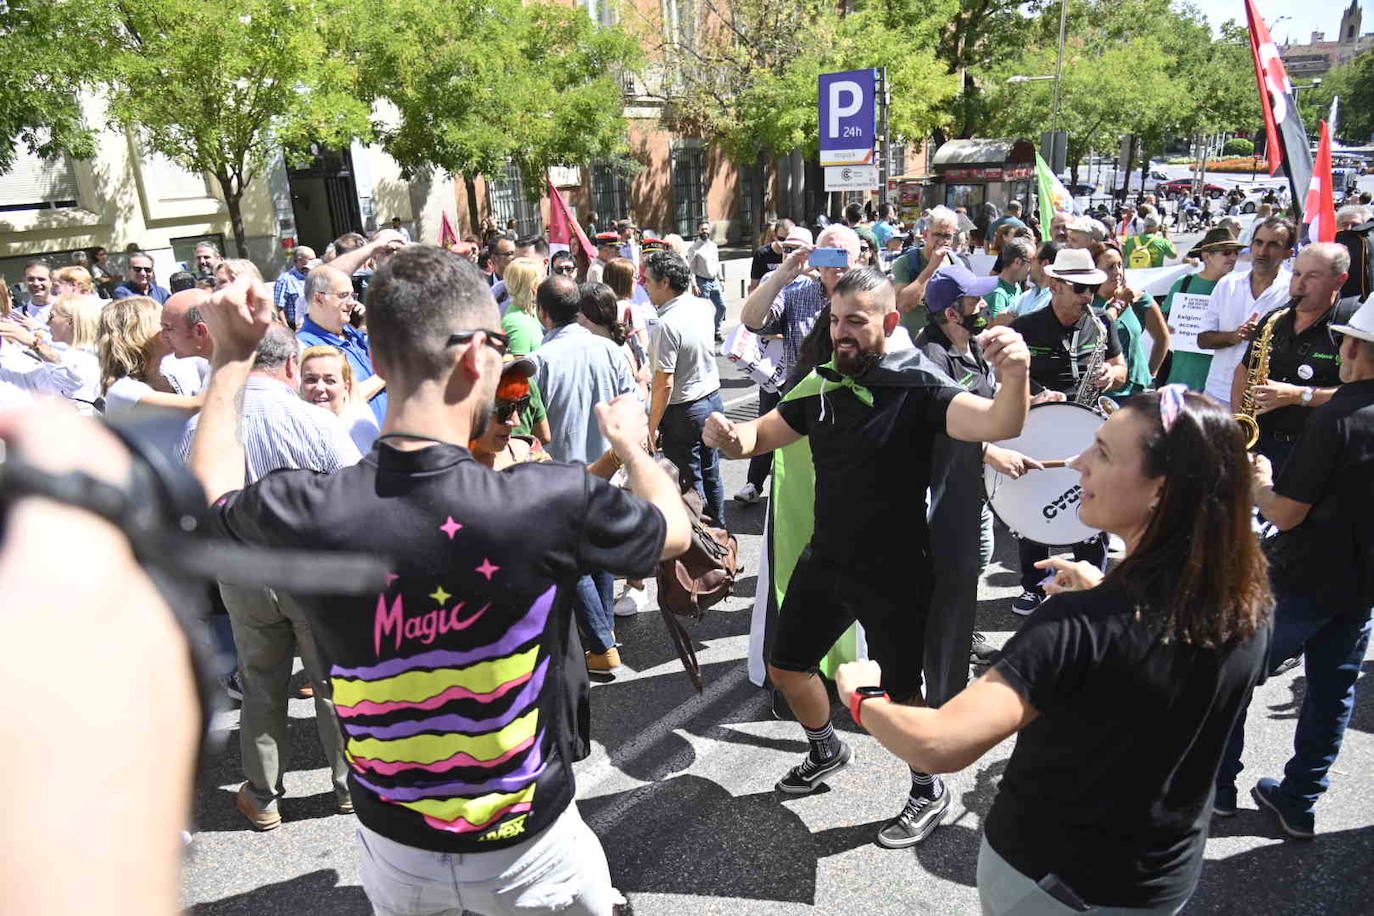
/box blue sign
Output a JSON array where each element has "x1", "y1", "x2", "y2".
[{"x1": 819, "y1": 69, "x2": 877, "y2": 167}]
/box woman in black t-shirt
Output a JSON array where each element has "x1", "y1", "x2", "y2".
[{"x1": 837, "y1": 388, "x2": 1272, "y2": 914}]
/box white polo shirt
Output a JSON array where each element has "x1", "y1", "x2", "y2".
[{"x1": 1200, "y1": 266, "x2": 1292, "y2": 406}]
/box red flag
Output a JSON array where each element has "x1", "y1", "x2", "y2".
[
  {"x1": 1304, "y1": 121, "x2": 1336, "y2": 243},
  {"x1": 547, "y1": 179, "x2": 596, "y2": 261},
  {"x1": 1246, "y1": 0, "x2": 1291, "y2": 177},
  {"x1": 1245, "y1": 0, "x2": 1315, "y2": 213},
  {"x1": 439, "y1": 211, "x2": 459, "y2": 248}
]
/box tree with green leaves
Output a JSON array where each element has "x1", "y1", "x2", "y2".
[
  {"x1": 1299, "y1": 51, "x2": 1374, "y2": 145},
  {"x1": 650, "y1": 0, "x2": 956, "y2": 228},
  {"x1": 31, "y1": 0, "x2": 376, "y2": 256},
  {"x1": 0, "y1": 1, "x2": 99, "y2": 172},
  {"x1": 355, "y1": 0, "x2": 642, "y2": 231}
]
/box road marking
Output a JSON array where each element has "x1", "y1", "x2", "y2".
[{"x1": 723, "y1": 389, "x2": 759, "y2": 409}]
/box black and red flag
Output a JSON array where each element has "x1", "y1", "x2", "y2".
[{"x1": 1246, "y1": 0, "x2": 1314, "y2": 219}]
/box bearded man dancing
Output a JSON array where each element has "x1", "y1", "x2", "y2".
[{"x1": 704, "y1": 266, "x2": 1030, "y2": 847}]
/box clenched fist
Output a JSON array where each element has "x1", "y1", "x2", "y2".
[{"x1": 702, "y1": 411, "x2": 739, "y2": 453}]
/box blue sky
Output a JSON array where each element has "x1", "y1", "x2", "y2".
[{"x1": 1187, "y1": 0, "x2": 1352, "y2": 44}]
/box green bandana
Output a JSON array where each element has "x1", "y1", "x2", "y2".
[{"x1": 815, "y1": 360, "x2": 874, "y2": 407}]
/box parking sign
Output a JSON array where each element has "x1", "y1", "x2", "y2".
[{"x1": 819, "y1": 69, "x2": 877, "y2": 167}]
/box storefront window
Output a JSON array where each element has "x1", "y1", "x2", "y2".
[{"x1": 944, "y1": 184, "x2": 985, "y2": 211}]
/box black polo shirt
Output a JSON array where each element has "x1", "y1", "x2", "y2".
[
  {"x1": 1245, "y1": 299, "x2": 1356, "y2": 439},
  {"x1": 750, "y1": 244, "x2": 784, "y2": 281},
  {"x1": 1266, "y1": 378, "x2": 1374, "y2": 607},
  {"x1": 915, "y1": 322, "x2": 996, "y2": 398},
  {"x1": 1012, "y1": 304, "x2": 1121, "y2": 395},
  {"x1": 207, "y1": 442, "x2": 666, "y2": 853}
]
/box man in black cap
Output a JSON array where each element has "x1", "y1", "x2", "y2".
[{"x1": 586, "y1": 232, "x2": 621, "y2": 285}]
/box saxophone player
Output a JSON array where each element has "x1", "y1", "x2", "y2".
[
  {"x1": 1229, "y1": 243, "x2": 1357, "y2": 470},
  {"x1": 1006, "y1": 249, "x2": 1128, "y2": 617}
]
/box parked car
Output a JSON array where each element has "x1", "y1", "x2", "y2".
[{"x1": 1160, "y1": 178, "x2": 1228, "y2": 199}]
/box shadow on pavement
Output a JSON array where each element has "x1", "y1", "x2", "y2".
[
  {"x1": 1190, "y1": 824, "x2": 1374, "y2": 915},
  {"x1": 191, "y1": 869, "x2": 370, "y2": 915},
  {"x1": 582, "y1": 774, "x2": 878, "y2": 904}
]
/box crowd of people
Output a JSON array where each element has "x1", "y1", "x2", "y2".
[{"x1": 1, "y1": 190, "x2": 1371, "y2": 916}]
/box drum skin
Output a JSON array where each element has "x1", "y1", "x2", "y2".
[{"x1": 984, "y1": 402, "x2": 1105, "y2": 547}]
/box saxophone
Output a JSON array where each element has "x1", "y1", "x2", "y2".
[
  {"x1": 1073, "y1": 308, "x2": 1109, "y2": 406},
  {"x1": 1233, "y1": 307, "x2": 1288, "y2": 449}
]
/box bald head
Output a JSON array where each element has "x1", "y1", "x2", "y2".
[{"x1": 160, "y1": 288, "x2": 213, "y2": 358}]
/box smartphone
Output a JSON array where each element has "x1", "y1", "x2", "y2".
[{"x1": 808, "y1": 247, "x2": 849, "y2": 268}]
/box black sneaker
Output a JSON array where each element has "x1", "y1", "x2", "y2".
[
  {"x1": 970, "y1": 632, "x2": 998, "y2": 664},
  {"x1": 1271, "y1": 654, "x2": 1302, "y2": 676},
  {"x1": 876, "y1": 782, "x2": 951, "y2": 848},
  {"x1": 1011, "y1": 590, "x2": 1045, "y2": 616},
  {"x1": 776, "y1": 741, "x2": 853, "y2": 795}
]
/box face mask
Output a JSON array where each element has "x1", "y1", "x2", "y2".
[{"x1": 959, "y1": 310, "x2": 988, "y2": 333}]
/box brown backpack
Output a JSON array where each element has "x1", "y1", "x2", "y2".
[{"x1": 652, "y1": 460, "x2": 740, "y2": 691}]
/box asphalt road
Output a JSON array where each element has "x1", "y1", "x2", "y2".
[{"x1": 183, "y1": 288, "x2": 1373, "y2": 916}]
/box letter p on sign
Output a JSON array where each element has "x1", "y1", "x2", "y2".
[{"x1": 828, "y1": 81, "x2": 862, "y2": 137}]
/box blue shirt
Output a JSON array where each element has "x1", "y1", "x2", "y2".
[
  {"x1": 533, "y1": 323, "x2": 638, "y2": 464},
  {"x1": 297, "y1": 316, "x2": 388, "y2": 422},
  {"x1": 273, "y1": 266, "x2": 308, "y2": 327},
  {"x1": 114, "y1": 283, "x2": 171, "y2": 304},
  {"x1": 872, "y1": 220, "x2": 896, "y2": 246},
  {"x1": 1012, "y1": 285, "x2": 1052, "y2": 317}
]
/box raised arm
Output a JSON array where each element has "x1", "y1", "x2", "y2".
[
  {"x1": 945, "y1": 326, "x2": 1030, "y2": 442},
  {"x1": 595, "y1": 395, "x2": 691, "y2": 559},
  {"x1": 187, "y1": 275, "x2": 275, "y2": 504},
  {"x1": 329, "y1": 229, "x2": 406, "y2": 279},
  {"x1": 741, "y1": 245, "x2": 811, "y2": 331}
]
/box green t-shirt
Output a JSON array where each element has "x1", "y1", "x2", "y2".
[
  {"x1": 983, "y1": 278, "x2": 1020, "y2": 317},
  {"x1": 1097, "y1": 297, "x2": 1153, "y2": 397},
  {"x1": 1123, "y1": 233, "x2": 1177, "y2": 269},
  {"x1": 502, "y1": 308, "x2": 544, "y2": 357},
  {"x1": 500, "y1": 308, "x2": 548, "y2": 438},
  {"x1": 1160, "y1": 274, "x2": 1218, "y2": 391}
]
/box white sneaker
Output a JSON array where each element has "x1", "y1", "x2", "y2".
[
  {"x1": 614, "y1": 585, "x2": 647, "y2": 617},
  {"x1": 733, "y1": 482, "x2": 762, "y2": 504}
]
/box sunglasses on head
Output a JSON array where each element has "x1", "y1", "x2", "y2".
[
  {"x1": 493, "y1": 396, "x2": 531, "y2": 423},
  {"x1": 447, "y1": 329, "x2": 510, "y2": 355}
]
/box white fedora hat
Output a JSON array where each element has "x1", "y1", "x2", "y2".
[
  {"x1": 1043, "y1": 247, "x2": 1108, "y2": 286},
  {"x1": 1332, "y1": 294, "x2": 1374, "y2": 344}
]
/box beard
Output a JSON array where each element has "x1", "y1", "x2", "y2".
[{"x1": 832, "y1": 337, "x2": 880, "y2": 377}]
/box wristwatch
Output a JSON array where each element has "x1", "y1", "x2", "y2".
[
  {"x1": 1300, "y1": 387, "x2": 1315, "y2": 406},
  {"x1": 849, "y1": 686, "x2": 889, "y2": 729}
]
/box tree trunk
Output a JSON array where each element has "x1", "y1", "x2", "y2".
[
  {"x1": 217, "y1": 174, "x2": 249, "y2": 258},
  {"x1": 463, "y1": 172, "x2": 481, "y2": 237}
]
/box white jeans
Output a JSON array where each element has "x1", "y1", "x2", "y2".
[{"x1": 357, "y1": 803, "x2": 623, "y2": 916}]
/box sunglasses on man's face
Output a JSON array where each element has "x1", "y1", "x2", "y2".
[
  {"x1": 493, "y1": 395, "x2": 531, "y2": 423},
  {"x1": 553, "y1": 264, "x2": 577, "y2": 275},
  {"x1": 1069, "y1": 281, "x2": 1096, "y2": 295},
  {"x1": 447, "y1": 329, "x2": 510, "y2": 356}
]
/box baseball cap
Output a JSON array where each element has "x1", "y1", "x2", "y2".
[{"x1": 926, "y1": 265, "x2": 1000, "y2": 315}]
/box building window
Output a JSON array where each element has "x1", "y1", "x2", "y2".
[
  {"x1": 488, "y1": 162, "x2": 543, "y2": 238},
  {"x1": 663, "y1": 0, "x2": 697, "y2": 48},
  {"x1": 591, "y1": 161, "x2": 632, "y2": 228},
  {"x1": 579, "y1": 0, "x2": 617, "y2": 26},
  {"x1": 890, "y1": 143, "x2": 907, "y2": 178},
  {"x1": 142, "y1": 151, "x2": 211, "y2": 201},
  {"x1": 672, "y1": 145, "x2": 706, "y2": 237},
  {"x1": 0, "y1": 144, "x2": 78, "y2": 213}
]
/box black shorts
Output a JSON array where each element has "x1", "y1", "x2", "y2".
[{"x1": 769, "y1": 548, "x2": 931, "y2": 702}]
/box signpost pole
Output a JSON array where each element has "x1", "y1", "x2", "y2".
[{"x1": 879, "y1": 67, "x2": 890, "y2": 205}]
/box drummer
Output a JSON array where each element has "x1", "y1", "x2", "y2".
[{"x1": 1007, "y1": 248, "x2": 1127, "y2": 617}]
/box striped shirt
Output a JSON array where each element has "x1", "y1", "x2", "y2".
[
  {"x1": 273, "y1": 267, "x2": 308, "y2": 327},
  {"x1": 179, "y1": 375, "x2": 361, "y2": 482},
  {"x1": 746, "y1": 275, "x2": 828, "y2": 376}
]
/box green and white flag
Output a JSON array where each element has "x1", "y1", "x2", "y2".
[{"x1": 1036, "y1": 151, "x2": 1074, "y2": 230}]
